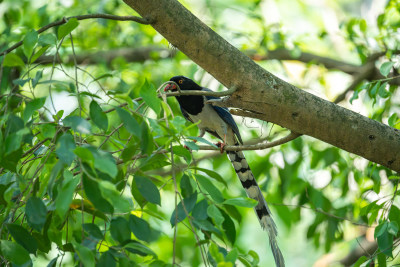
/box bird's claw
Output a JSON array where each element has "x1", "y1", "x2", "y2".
[{"x1": 216, "y1": 142, "x2": 226, "y2": 153}]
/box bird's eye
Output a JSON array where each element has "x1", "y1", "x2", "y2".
[{"x1": 178, "y1": 79, "x2": 183, "y2": 84}]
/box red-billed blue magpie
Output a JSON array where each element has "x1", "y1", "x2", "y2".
[{"x1": 164, "y1": 76, "x2": 284, "y2": 267}]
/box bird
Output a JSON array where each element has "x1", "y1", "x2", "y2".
[{"x1": 164, "y1": 76, "x2": 284, "y2": 267}]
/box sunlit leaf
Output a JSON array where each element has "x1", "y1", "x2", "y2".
[
  {"x1": 23, "y1": 30, "x2": 38, "y2": 58},
  {"x1": 196, "y1": 175, "x2": 224, "y2": 203},
  {"x1": 98, "y1": 181, "x2": 131, "y2": 213},
  {"x1": 172, "y1": 145, "x2": 191, "y2": 164},
  {"x1": 24, "y1": 97, "x2": 46, "y2": 122},
  {"x1": 207, "y1": 205, "x2": 224, "y2": 228},
  {"x1": 0, "y1": 240, "x2": 31, "y2": 265},
  {"x1": 58, "y1": 18, "x2": 79, "y2": 40},
  {"x1": 223, "y1": 197, "x2": 257, "y2": 208},
  {"x1": 116, "y1": 107, "x2": 141, "y2": 137},
  {"x1": 3, "y1": 53, "x2": 25, "y2": 67},
  {"x1": 140, "y1": 80, "x2": 161, "y2": 114},
  {"x1": 380, "y1": 61, "x2": 394, "y2": 77}
]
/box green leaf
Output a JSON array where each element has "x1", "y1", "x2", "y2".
[
  {"x1": 188, "y1": 136, "x2": 219, "y2": 148},
  {"x1": 3, "y1": 53, "x2": 25, "y2": 67},
  {"x1": 129, "y1": 214, "x2": 151, "y2": 242},
  {"x1": 184, "y1": 141, "x2": 199, "y2": 151},
  {"x1": 380, "y1": 61, "x2": 395, "y2": 77},
  {"x1": 180, "y1": 174, "x2": 195, "y2": 198},
  {"x1": 6, "y1": 224, "x2": 38, "y2": 254},
  {"x1": 121, "y1": 145, "x2": 137, "y2": 162},
  {"x1": 378, "y1": 82, "x2": 390, "y2": 98},
  {"x1": 116, "y1": 107, "x2": 141, "y2": 137},
  {"x1": 5, "y1": 128, "x2": 29, "y2": 155},
  {"x1": 47, "y1": 256, "x2": 59, "y2": 267},
  {"x1": 25, "y1": 196, "x2": 47, "y2": 231},
  {"x1": 190, "y1": 167, "x2": 227, "y2": 186},
  {"x1": 134, "y1": 176, "x2": 161, "y2": 206},
  {"x1": 110, "y1": 217, "x2": 131, "y2": 243},
  {"x1": 207, "y1": 205, "x2": 224, "y2": 228},
  {"x1": 63, "y1": 116, "x2": 91, "y2": 134},
  {"x1": 222, "y1": 211, "x2": 236, "y2": 244},
  {"x1": 370, "y1": 81, "x2": 380, "y2": 98},
  {"x1": 74, "y1": 146, "x2": 94, "y2": 164},
  {"x1": 170, "y1": 192, "x2": 197, "y2": 226},
  {"x1": 94, "y1": 150, "x2": 118, "y2": 178},
  {"x1": 377, "y1": 229, "x2": 393, "y2": 257},
  {"x1": 225, "y1": 248, "x2": 238, "y2": 264},
  {"x1": 24, "y1": 97, "x2": 46, "y2": 122},
  {"x1": 97, "y1": 251, "x2": 116, "y2": 267},
  {"x1": 140, "y1": 121, "x2": 154, "y2": 155},
  {"x1": 193, "y1": 219, "x2": 221, "y2": 234},
  {"x1": 124, "y1": 241, "x2": 157, "y2": 258},
  {"x1": 32, "y1": 70, "x2": 43, "y2": 88},
  {"x1": 131, "y1": 177, "x2": 147, "y2": 208},
  {"x1": 140, "y1": 80, "x2": 161, "y2": 114},
  {"x1": 82, "y1": 175, "x2": 114, "y2": 214},
  {"x1": 58, "y1": 18, "x2": 79, "y2": 40},
  {"x1": 89, "y1": 101, "x2": 108, "y2": 131},
  {"x1": 192, "y1": 199, "x2": 209, "y2": 220},
  {"x1": 55, "y1": 171, "x2": 79, "y2": 218},
  {"x1": 55, "y1": 133, "x2": 76, "y2": 165},
  {"x1": 83, "y1": 223, "x2": 104, "y2": 240},
  {"x1": 0, "y1": 240, "x2": 31, "y2": 265},
  {"x1": 72, "y1": 241, "x2": 95, "y2": 267},
  {"x1": 388, "y1": 113, "x2": 399, "y2": 128},
  {"x1": 377, "y1": 253, "x2": 387, "y2": 267},
  {"x1": 13, "y1": 78, "x2": 31, "y2": 86},
  {"x1": 31, "y1": 45, "x2": 49, "y2": 63},
  {"x1": 223, "y1": 197, "x2": 257, "y2": 208},
  {"x1": 172, "y1": 145, "x2": 191, "y2": 164},
  {"x1": 23, "y1": 30, "x2": 38, "y2": 58},
  {"x1": 353, "y1": 256, "x2": 368, "y2": 267},
  {"x1": 196, "y1": 175, "x2": 224, "y2": 203},
  {"x1": 98, "y1": 181, "x2": 131, "y2": 213},
  {"x1": 38, "y1": 33, "x2": 57, "y2": 46},
  {"x1": 388, "y1": 221, "x2": 398, "y2": 236}
]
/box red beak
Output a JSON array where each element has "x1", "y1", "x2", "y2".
[{"x1": 164, "y1": 83, "x2": 177, "y2": 91}]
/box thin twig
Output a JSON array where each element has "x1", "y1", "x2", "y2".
[{"x1": 0, "y1": 14, "x2": 153, "y2": 57}]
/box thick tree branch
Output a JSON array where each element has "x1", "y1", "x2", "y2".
[{"x1": 123, "y1": 0, "x2": 400, "y2": 172}]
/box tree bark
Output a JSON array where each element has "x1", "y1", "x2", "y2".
[{"x1": 123, "y1": 0, "x2": 400, "y2": 172}]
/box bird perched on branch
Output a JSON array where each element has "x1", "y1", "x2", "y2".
[{"x1": 164, "y1": 76, "x2": 284, "y2": 267}]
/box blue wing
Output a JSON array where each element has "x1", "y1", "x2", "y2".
[{"x1": 204, "y1": 89, "x2": 243, "y2": 144}]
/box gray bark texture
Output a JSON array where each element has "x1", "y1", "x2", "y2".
[{"x1": 123, "y1": 0, "x2": 400, "y2": 172}]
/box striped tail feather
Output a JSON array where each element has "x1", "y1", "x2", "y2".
[{"x1": 226, "y1": 149, "x2": 285, "y2": 267}]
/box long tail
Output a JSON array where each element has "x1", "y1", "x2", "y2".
[{"x1": 227, "y1": 149, "x2": 285, "y2": 267}]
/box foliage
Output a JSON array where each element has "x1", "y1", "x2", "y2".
[{"x1": 0, "y1": 0, "x2": 399, "y2": 266}]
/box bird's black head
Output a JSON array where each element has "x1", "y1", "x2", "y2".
[{"x1": 164, "y1": 76, "x2": 202, "y2": 92}]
